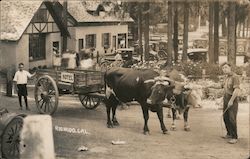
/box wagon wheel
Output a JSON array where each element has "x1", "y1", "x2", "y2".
[
  {"x1": 34, "y1": 75, "x2": 59, "y2": 115},
  {"x1": 1, "y1": 116, "x2": 23, "y2": 159},
  {"x1": 79, "y1": 94, "x2": 101, "y2": 110}
]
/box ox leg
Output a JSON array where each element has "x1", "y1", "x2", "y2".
[
  {"x1": 183, "y1": 107, "x2": 190, "y2": 131},
  {"x1": 141, "y1": 105, "x2": 150, "y2": 135},
  {"x1": 106, "y1": 106, "x2": 113, "y2": 128},
  {"x1": 105, "y1": 95, "x2": 119, "y2": 128},
  {"x1": 167, "y1": 108, "x2": 172, "y2": 118},
  {"x1": 156, "y1": 106, "x2": 168, "y2": 134},
  {"x1": 106, "y1": 104, "x2": 113, "y2": 128},
  {"x1": 171, "y1": 108, "x2": 177, "y2": 131},
  {"x1": 112, "y1": 105, "x2": 119, "y2": 126},
  {"x1": 176, "y1": 112, "x2": 181, "y2": 120}
]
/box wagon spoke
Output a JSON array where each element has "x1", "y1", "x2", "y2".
[
  {"x1": 80, "y1": 95, "x2": 87, "y2": 103},
  {"x1": 44, "y1": 101, "x2": 48, "y2": 112},
  {"x1": 48, "y1": 101, "x2": 52, "y2": 112},
  {"x1": 79, "y1": 94, "x2": 101, "y2": 110},
  {"x1": 48, "y1": 89, "x2": 55, "y2": 95},
  {"x1": 86, "y1": 96, "x2": 90, "y2": 106},
  {"x1": 38, "y1": 98, "x2": 43, "y2": 103},
  {"x1": 40, "y1": 101, "x2": 45, "y2": 109},
  {"x1": 1, "y1": 117, "x2": 23, "y2": 159},
  {"x1": 37, "y1": 85, "x2": 44, "y2": 92},
  {"x1": 38, "y1": 80, "x2": 47, "y2": 91}
]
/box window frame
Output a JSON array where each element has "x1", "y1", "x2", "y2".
[
  {"x1": 85, "y1": 34, "x2": 96, "y2": 49},
  {"x1": 29, "y1": 33, "x2": 46, "y2": 61}
]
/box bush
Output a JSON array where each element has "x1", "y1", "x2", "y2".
[{"x1": 172, "y1": 62, "x2": 246, "y2": 81}]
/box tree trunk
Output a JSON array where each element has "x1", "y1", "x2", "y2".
[
  {"x1": 138, "y1": 4, "x2": 143, "y2": 62},
  {"x1": 182, "y1": 1, "x2": 189, "y2": 62},
  {"x1": 143, "y1": 2, "x2": 150, "y2": 61},
  {"x1": 221, "y1": 13, "x2": 227, "y2": 37},
  {"x1": 166, "y1": 1, "x2": 173, "y2": 66},
  {"x1": 214, "y1": 1, "x2": 219, "y2": 64},
  {"x1": 243, "y1": 20, "x2": 246, "y2": 38},
  {"x1": 227, "y1": 2, "x2": 236, "y2": 65},
  {"x1": 237, "y1": 23, "x2": 241, "y2": 38},
  {"x1": 246, "y1": 17, "x2": 249, "y2": 37},
  {"x1": 208, "y1": 2, "x2": 214, "y2": 64},
  {"x1": 173, "y1": 2, "x2": 179, "y2": 63},
  {"x1": 62, "y1": 0, "x2": 68, "y2": 52}
]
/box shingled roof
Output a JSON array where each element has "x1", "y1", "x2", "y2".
[
  {"x1": 0, "y1": 0, "x2": 43, "y2": 41},
  {"x1": 67, "y1": 1, "x2": 133, "y2": 23},
  {"x1": 1, "y1": 0, "x2": 133, "y2": 41}
]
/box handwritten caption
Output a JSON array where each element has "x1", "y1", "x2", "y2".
[{"x1": 55, "y1": 125, "x2": 90, "y2": 135}]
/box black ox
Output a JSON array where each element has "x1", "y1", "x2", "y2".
[
  {"x1": 104, "y1": 68, "x2": 174, "y2": 134},
  {"x1": 147, "y1": 79, "x2": 192, "y2": 131}
]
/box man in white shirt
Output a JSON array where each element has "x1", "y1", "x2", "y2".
[{"x1": 13, "y1": 63, "x2": 35, "y2": 110}]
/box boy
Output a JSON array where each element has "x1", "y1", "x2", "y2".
[{"x1": 13, "y1": 63, "x2": 35, "y2": 110}]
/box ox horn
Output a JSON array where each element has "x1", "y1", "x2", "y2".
[
  {"x1": 144, "y1": 79, "x2": 155, "y2": 84},
  {"x1": 154, "y1": 76, "x2": 173, "y2": 82},
  {"x1": 161, "y1": 81, "x2": 170, "y2": 86}
]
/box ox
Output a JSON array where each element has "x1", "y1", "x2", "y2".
[
  {"x1": 148, "y1": 77, "x2": 202, "y2": 131},
  {"x1": 104, "y1": 68, "x2": 172, "y2": 134}
]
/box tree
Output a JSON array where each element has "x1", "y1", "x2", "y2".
[
  {"x1": 144, "y1": 1, "x2": 150, "y2": 61},
  {"x1": 182, "y1": 1, "x2": 189, "y2": 62},
  {"x1": 227, "y1": 1, "x2": 236, "y2": 65},
  {"x1": 173, "y1": 2, "x2": 179, "y2": 63},
  {"x1": 166, "y1": 1, "x2": 173, "y2": 66},
  {"x1": 138, "y1": 4, "x2": 143, "y2": 62},
  {"x1": 214, "y1": 1, "x2": 219, "y2": 64},
  {"x1": 208, "y1": 1, "x2": 214, "y2": 64}
]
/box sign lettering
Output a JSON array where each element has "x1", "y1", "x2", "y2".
[{"x1": 61, "y1": 72, "x2": 74, "y2": 83}]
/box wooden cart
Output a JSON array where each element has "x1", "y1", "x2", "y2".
[{"x1": 34, "y1": 69, "x2": 105, "y2": 115}]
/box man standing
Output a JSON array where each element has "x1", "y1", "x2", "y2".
[
  {"x1": 13, "y1": 63, "x2": 35, "y2": 110},
  {"x1": 221, "y1": 62, "x2": 240, "y2": 144}
]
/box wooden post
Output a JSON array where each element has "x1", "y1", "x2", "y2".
[
  {"x1": 6, "y1": 66, "x2": 15, "y2": 97},
  {"x1": 20, "y1": 115, "x2": 55, "y2": 159}
]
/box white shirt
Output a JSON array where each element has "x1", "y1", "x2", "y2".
[
  {"x1": 13, "y1": 70, "x2": 32, "y2": 84},
  {"x1": 80, "y1": 59, "x2": 94, "y2": 69}
]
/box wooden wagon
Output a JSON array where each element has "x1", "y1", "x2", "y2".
[{"x1": 34, "y1": 69, "x2": 105, "y2": 115}]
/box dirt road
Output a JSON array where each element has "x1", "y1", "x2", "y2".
[{"x1": 0, "y1": 94, "x2": 249, "y2": 159}]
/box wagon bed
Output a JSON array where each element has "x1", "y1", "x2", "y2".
[{"x1": 34, "y1": 69, "x2": 105, "y2": 115}]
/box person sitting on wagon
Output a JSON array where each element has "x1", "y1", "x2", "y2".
[
  {"x1": 111, "y1": 53, "x2": 123, "y2": 68},
  {"x1": 52, "y1": 47, "x2": 61, "y2": 70},
  {"x1": 80, "y1": 49, "x2": 95, "y2": 69},
  {"x1": 62, "y1": 50, "x2": 77, "y2": 69}
]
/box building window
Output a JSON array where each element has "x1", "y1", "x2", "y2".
[
  {"x1": 102, "y1": 33, "x2": 110, "y2": 49},
  {"x1": 85, "y1": 34, "x2": 96, "y2": 49},
  {"x1": 53, "y1": 41, "x2": 59, "y2": 53},
  {"x1": 32, "y1": 9, "x2": 48, "y2": 22},
  {"x1": 112, "y1": 36, "x2": 116, "y2": 49},
  {"x1": 79, "y1": 39, "x2": 84, "y2": 51},
  {"x1": 29, "y1": 34, "x2": 46, "y2": 61}
]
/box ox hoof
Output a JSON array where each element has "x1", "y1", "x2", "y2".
[
  {"x1": 112, "y1": 121, "x2": 120, "y2": 126},
  {"x1": 107, "y1": 123, "x2": 113, "y2": 128},
  {"x1": 170, "y1": 126, "x2": 176, "y2": 131},
  {"x1": 184, "y1": 126, "x2": 190, "y2": 131},
  {"x1": 163, "y1": 130, "x2": 170, "y2": 135},
  {"x1": 143, "y1": 131, "x2": 150, "y2": 135}
]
